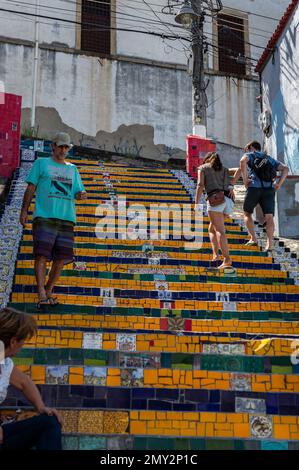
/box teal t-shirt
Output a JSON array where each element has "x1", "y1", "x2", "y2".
[{"x1": 26, "y1": 157, "x2": 85, "y2": 224}]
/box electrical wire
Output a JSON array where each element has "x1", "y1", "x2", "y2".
[{"x1": 0, "y1": 5, "x2": 191, "y2": 41}]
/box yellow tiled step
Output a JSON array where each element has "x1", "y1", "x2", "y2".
[
  {"x1": 15, "y1": 365, "x2": 299, "y2": 393},
  {"x1": 11, "y1": 293, "x2": 299, "y2": 312},
  {"x1": 19, "y1": 246, "x2": 273, "y2": 264},
  {"x1": 32, "y1": 313, "x2": 299, "y2": 335},
  {"x1": 23, "y1": 330, "x2": 296, "y2": 356},
  {"x1": 22, "y1": 234, "x2": 259, "y2": 251},
  {"x1": 1, "y1": 408, "x2": 298, "y2": 439}
]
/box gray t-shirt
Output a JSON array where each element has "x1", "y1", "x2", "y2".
[{"x1": 199, "y1": 164, "x2": 230, "y2": 195}]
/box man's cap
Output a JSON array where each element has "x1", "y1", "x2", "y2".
[{"x1": 52, "y1": 132, "x2": 73, "y2": 148}]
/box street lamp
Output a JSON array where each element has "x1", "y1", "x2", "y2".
[{"x1": 175, "y1": 2, "x2": 198, "y2": 28}]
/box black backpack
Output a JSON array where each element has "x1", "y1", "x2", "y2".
[{"x1": 248, "y1": 152, "x2": 277, "y2": 183}]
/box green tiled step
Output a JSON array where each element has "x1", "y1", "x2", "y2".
[
  {"x1": 61, "y1": 435, "x2": 295, "y2": 450},
  {"x1": 9, "y1": 303, "x2": 299, "y2": 321},
  {"x1": 13, "y1": 349, "x2": 296, "y2": 374}
]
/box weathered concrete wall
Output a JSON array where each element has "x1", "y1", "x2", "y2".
[
  {"x1": 275, "y1": 177, "x2": 299, "y2": 238},
  {"x1": 261, "y1": 3, "x2": 299, "y2": 174},
  {"x1": 0, "y1": 40, "x2": 262, "y2": 159},
  {"x1": 206, "y1": 73, "x2": 261, "y2": 149}
]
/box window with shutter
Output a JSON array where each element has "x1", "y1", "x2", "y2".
[
  {"x1": 217, "y1": 14, "x2": 246, "y2": 76},
  {"x1": 81, "y1": 0, "x2": 111, "y2": 55}
]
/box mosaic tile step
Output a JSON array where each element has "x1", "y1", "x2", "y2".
[
  {"x1": 11, "y1": 284, "x2": 299, "y2": 303},
  {"x1": 10, "y1": 303, "x2": 299, "y2": 321},
  {"x1": 62, "y1": 435, "x2": 299, "y2": 451},
  {"x1": 21, "y1": 233, "x2": 265, "y2": 250},
  {"x1": 4, "y1": 385, "x2": 299, "y2": 415},
  {"x1": 14, "y1": 275, "x2": 299, "y2": 295},
  {"x1": 3, "y1": 158, "x2": 299, "y2": 448},
  {"x1": 14, "y1": 261, "x2": 290, "y2": 279},
  {"x1": 22, "y1": 330, "x2": 298, "y2": 356},
  {"x1": 16, "y1": 255, "x2": 282, "y2": 273},
  {"x1": 19, "y1": 246, "x2": 273, "y2": 264},
  {"x1": 10, "y1": 294, "x2": 299, "y2": 313},
  {"x1": 14, "y1": 268, "x2": 294, "y2": 285},
  {"x1": 12, "y1": 348, "x2": 299, "y2": 374},
  {"x1": 1, "y1": 408, "x2": 299, "y2": 440},
  {"x1": 22, "y1": 314, "x2": 299, "y2": 336}
]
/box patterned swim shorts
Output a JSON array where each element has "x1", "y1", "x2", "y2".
[{"x1": 32, "y1": 217, "x2": 74, "y2": 265}]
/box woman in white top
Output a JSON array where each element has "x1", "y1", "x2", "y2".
[{"x1": 0, "y1": 307, "x2": 63, "y2": 450}]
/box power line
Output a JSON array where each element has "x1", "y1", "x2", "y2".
[
  {"x1": 5, "y1": 0, "x2": 278, "y2": 43},
  {"x1": 0, "y1": 5, "x2": 191, "y2": 41},
  {"x1": 5, "y1": 0, "x2": 188, "y2": 32}
]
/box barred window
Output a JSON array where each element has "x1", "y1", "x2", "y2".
[
  {"x1": 217, "y1": 14, "x2": 246, "y2": 76},
  {"x1": 81, "y1": 0, "x2": 111, "y2": 55}
]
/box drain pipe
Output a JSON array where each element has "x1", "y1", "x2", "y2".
[{"x1": 30, "y1": 0, "x2": 40, "y2": 133}]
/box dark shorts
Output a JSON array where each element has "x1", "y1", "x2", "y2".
[
  {"x1": 32, "y1": 217, "x2": 74, "y2": 265},
  {"x1": 243, "y1": 187, "x2": 276, "y2": 215}
]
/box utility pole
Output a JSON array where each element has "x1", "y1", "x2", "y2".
[
  {"x1": 30, "y1": 0, "x2": 40, "y2": 132},
  {"x1": 190, "y1": 0, "x2": 207, "y2": 137},
  {"x1": 175, "y1": 1, "x2": 222, "y2": 137}
]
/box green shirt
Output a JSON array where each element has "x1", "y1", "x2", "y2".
[{"x1": 26, "y1": 157, "x2": 85, "y2": 224}]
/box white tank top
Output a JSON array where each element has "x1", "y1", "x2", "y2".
[{"x1": 0, "y1": 358, "x2": 14, "y2": 404}]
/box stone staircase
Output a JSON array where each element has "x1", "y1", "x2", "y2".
[{"x1": 1, "y1": 155, "x2": 299, "y2": 451}]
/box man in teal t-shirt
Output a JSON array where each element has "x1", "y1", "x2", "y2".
[{"x1": 20, "y1": 132, "x2": 87, "y2": 308}]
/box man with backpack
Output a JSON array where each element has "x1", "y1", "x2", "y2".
[{"x1": 239, "y1": 141, "x2": 289, "y2": 251}]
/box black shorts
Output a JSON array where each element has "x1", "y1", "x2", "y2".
[{"x1": 243, "y1": 187, "x2": 275, "y2": 215}]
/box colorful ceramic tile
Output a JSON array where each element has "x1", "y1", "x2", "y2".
[
  {"x1": 46, "y1": 366, "x2": 69, "y2": 385},
  {"x1": 250, "y1": 416, "x2": 272, "y2": 439},
  {"x1": 83, "y1": 333, "x2": 103, "y2": 350},
  {"x1": 120, "y1": 368, "x2": 144, "y2": 387},
  {"x1": 103, "y1": 297, "x2": 117, "y2": 307},
  {"x1": 100, "y1": 288, "x2": 114, "y2": 298},
  {"x1": 119, "y1": 353, "x2": 160, "y2": 368},
  {"x1": 167, "y1": 317, "x2": 185, "y2": 331},
  {"x1": 261, "y1": 441, "x2": 288, "y2": 451},
  {"x1": 158, "y1": 290, "x2": 172, "y2": 300},
  {"x1": 84, "y1": 367, "x2": 107, "y2": 386},
  {"x1": 235, "y1": 397, "x2": 266, "y2": 414},
  {"x1": 155, "y1": 281, "x2": 169, "y2": 291},
  {"x1": 202, "y1": 343, "x2": 245, "y2": 355},
  {"x1": 230, "y1": 373, "x2": 252, "y2": 391},
  {"x1": 215, "y1": 292, "x2": 230, "y2": 302},
  {"x1": 74, "y1": 261, "x2": 87, "y2": 271},
  {"x1": 222, "y1": 301, "x2": 237, "y2": 312},
  {"x1": 148, "y1": 258, "x2": 161, "y2": 265},
  {"x1": 116, "y1": 334, "x2": 136, "y2": 352}
]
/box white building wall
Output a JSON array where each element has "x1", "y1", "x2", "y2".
[
  {"x1": 0, "y1": 0, "x2": 292, "y2": 159},
  {"x1": 261, "y1": 3, "x2": 299, "y2": 174},
  {"x1": 0, "y1": 0, "x2": 77, "y2": 48}
]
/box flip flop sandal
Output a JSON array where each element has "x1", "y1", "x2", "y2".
[
  {"x1": 217, "y1": 263, "x2": 234, "y2": 270},
  {"x1": 36, "y1": 298, "x2": 51, "y2": 309},
  {"x1": 223, "y1": 266, "x2": 237, "y2": 274},
  {"x1": 245, "y1": 241, "x2": 258, "y2": 246},
  {"x1": 47, "y1": 296, "x2": 60, "y2": 306}
]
